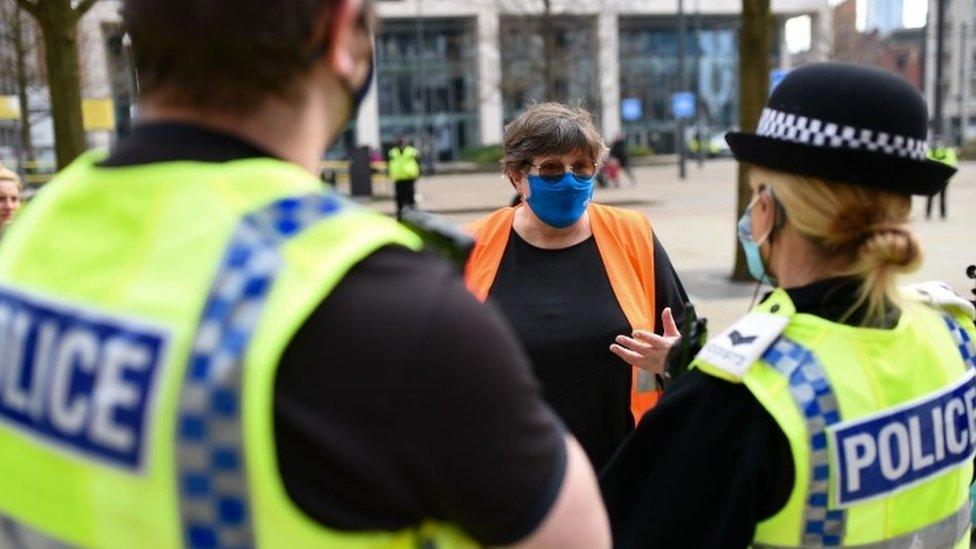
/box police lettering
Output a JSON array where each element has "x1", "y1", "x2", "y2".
[
  {"x1": 831, "y1": 371, "x2": 976, "y2": 507},
  {"x1": 0, "y1": 287, "x2": 167, "y2": 470}
]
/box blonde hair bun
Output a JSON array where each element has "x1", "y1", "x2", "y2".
[
  {"x1": 858, "y1": 225, "x2": 922, "y2": 272},
  {"x1": 757, "y1": 167, "x2": 921, "y2": 326}
]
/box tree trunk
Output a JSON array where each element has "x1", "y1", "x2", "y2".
[
  {"x1": 731, "y1": 0, "x2": 772, "y2": 282},
  {"x1": 13, "y1": 5, "x2": 34, "y2": 163},
  {"x1": 37, "y1": 0, "x2": 86, "y2": 169},
  {"x1": 540, "y1": 0, "x2": 557, "y2": 101}
]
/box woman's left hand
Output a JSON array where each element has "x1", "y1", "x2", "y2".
[{"x1": 610, "y1": 307, "x2": 682, "y2": 376}]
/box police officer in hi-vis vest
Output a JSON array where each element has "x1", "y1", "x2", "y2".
[
  {"x1": 0, "y1": 0, "x2": 610, "y2": 547},
  {"x1": 601, "y1": 63, "x2": 976, "y2": 548}
]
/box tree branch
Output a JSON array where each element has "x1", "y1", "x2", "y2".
[
  {"x1": 11, "y1": 0, "x2": 38, "y2": 18},
  {"x1": 73, "y1": 0, "x2": 99, "y2": 17}
]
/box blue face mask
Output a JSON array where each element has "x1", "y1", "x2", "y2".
[
  {"x1": 737, "y1": 202, "x2": 774, "y2": 284},
  {"x1": 525, "y1": 173, "x2": 594, "y2": 228}
]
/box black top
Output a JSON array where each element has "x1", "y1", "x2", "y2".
[
  {"x1": 101, "y1": 123, "x2": 567, "y2": 546},
  {"x1": 599, "y1": 277, "x2": 898, "y2": 549},
  {"x1": 488, "y1": 227, "x2": 690, "y2": 470}
]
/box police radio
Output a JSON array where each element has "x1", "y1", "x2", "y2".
[
  {"x1": 399, "y1": 209, "x2": 475, "y2": 270},
  {"x1": 663, "y1": 303, "x2": 708, "y2": 386}
]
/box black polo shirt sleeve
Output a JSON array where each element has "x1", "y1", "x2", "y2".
[{"x1": 274, "y1": 246, "x2": 567, "y2": 545}]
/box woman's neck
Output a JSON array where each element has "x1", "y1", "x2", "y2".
[
  {"x1": 770, "y1": 228, "x2": 852, "y2": 289},
  {"x1": 513, "y1": 205, "x2": 592, "y2": 250}
]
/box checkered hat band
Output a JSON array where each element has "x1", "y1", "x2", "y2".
[{"x1": 755, "y1": 108, "x2": 929, "y2": 161}]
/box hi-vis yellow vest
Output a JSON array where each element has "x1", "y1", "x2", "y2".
[
  {"x1": 0, "y1": 152, "x2": 477, "y2": 548},
  {"x1": 693, "y1": 287, "x2": 976, "y2": 548},
  {"x1": 388, "y1": 146, "x2": 420, "y2": 182}
]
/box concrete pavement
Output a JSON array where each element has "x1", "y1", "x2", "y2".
[{"x1": 353, "y1": 160, "x2": 976, "y2": 333}]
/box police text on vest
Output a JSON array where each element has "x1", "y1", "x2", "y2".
[
  {"x1": 829, "y1": 370, "x2": 976, "y2": 507},
  {"x1": 0, "y1": 286, "x2": 168, "y2": 471}
]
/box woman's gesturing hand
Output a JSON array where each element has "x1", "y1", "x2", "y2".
[{"x1": 610, "y1": 308, "x2": 682, "y2": 376}]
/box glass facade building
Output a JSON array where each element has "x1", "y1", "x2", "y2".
[
  {"x1": 63, "y1": 1, "x2": 819, "y2": 163},
  {"x1": 618, "y1": 17, "x2": 743, "y2": 154},
  {"x1": 619, "y1": 17, "x2": 783, "y2": 154},
  {"x1": 375, "y1": 17, "x2": 480, "y2": 160}
]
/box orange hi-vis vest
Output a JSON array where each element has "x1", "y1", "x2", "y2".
[{"x1": 465, "y1": 203, "x2": 660, "y2": 421}]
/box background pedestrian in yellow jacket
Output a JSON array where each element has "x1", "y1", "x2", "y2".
[{"x1": 388, "y1": 135, "x2": 420, "y2": 219}]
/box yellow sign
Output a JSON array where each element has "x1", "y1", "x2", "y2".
[
  {"x1": 0, "y1": 96, "x2": 20, "y2": 121},
  {"x1": 82, "y1": 98, "x2": 116, "y2": 131}
]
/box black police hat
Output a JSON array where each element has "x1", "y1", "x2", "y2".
[{"x1": 726, "y1": 63, "x2": 955, "y2": 196}]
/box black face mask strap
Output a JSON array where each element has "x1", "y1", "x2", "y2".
[{"x1": 306, "y1": 42, "x2": 329, "y2": 68}]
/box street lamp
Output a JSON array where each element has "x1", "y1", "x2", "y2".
[
  {"x1": 676, "y1": 0, "x2": 687, "y2": 180},
  {"x1": 933, "y1": 0, "x2": 946, "y2": 142}
]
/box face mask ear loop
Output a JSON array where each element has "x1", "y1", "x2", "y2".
[
  {"x1": 747, "y1": 187, "x2": 778, "y2": 311},
  {"x1": 746, "y1": 264, "x2": 776, "y2": 311},
  {"x1": 747, "y1": 278, "x2": 764, "y2": 311},
  {"x1": 763, "y1": 235, "x2": 775, "y2": 287},
  {"x1": 763, "y1": 187, "x2": 787, "y2": 286}
]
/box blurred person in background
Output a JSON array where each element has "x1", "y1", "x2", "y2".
[
  {"x1": 610, "y1": 135, "x2": 636, "y2": 186},
  {"x1": 421, "y1": 131, "x2": 436, "y2": 175},
  {"x1": 600, "y1": 155, "x2": 621, "y2": 188},
  {"x1": 925, "y1": 143, "x2": 956, "y2": 220},
  {"x1": 601, "y1": 63, "x2": 974, "y2": 548},
  {"x1": 465, "y1": 103, "x2": 692, "y2": 470},
  {"x1": 0, "y1": 165, "x2": 22, "y2": 228},
  {"x1": 0, "y1": 1, "x2": 610, "y2": 547},
  {"x1": 388, "y1": 135, "x2": 421, "y2": 219}
]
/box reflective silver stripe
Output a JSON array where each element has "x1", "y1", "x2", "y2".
[
  {"x1": 0, "y1": 513, "x2": 72, "y2": 549},
  {"x1": 754, "y1": 500, "x2": 971, "y2": 549}
]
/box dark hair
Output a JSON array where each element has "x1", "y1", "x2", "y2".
[
  {"x1": 124, "y1": 0, "x2": 339, "y2": 113},
  {"x1": 501, "y1": 103, "x2": 609, "y2": 180}
]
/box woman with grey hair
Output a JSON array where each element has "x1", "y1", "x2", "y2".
[{"x1": 465, "y1": 102, "x2": 692, "y2": 468}]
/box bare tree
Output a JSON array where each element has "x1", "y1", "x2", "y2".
[
  {"x1": 12, "y1": 0, "x2": 100, "y2": 169},
  {"x1": 495, "y1": 0, "x2": 601, "y2": 120},
  {"x1": 732, "y1": 0, "x2": 772, "y2": 281},
  {"x1": 0, "y1": 0, "x2": 39, "y2": 162}
]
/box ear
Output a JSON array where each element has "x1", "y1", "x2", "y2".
[
  {"x1": 323, "y1": 0, "x2": 365, "y2": 79},
  {"x1": 752, "y1": 191, "x2": 776, "y2": 239},
  {"x1": 507, "y1": 170, "x2": 528, "y2": 197}
]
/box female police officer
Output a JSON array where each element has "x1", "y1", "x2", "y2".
[{"x1": 601, "y1": 63, "x2": 976, "y2": 548}]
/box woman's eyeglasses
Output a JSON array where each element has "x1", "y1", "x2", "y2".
[{"x1": 528, "y1": 160, "x2": 597, "y2": 183}]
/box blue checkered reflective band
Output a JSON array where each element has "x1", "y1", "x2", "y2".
[
  {"x1": 762, "y1": 338, "x2": 846, "y2": 546},
  {"x1": 943, "y1": 314, "x2": 976, "y2": 370},
  {"x1": 177, "y1": 194, "x2": 343, "y2": 549},
  {"x1": 829, "y1": 370, "x2": 976, "y2": 508},
  {"x1": 0, "y1": 285, "x2": 168, "y2": 471}
]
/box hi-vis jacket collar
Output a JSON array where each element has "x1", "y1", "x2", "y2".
[
  {"x1": 903, "y1": 281, "x2": 976, "y2": 321},
  {"x1": 695, "y1": 283, "x2": 975, "y2": 383},
  {"x1": 693, "y1": 289, "x2": 794, "y2": 382}
]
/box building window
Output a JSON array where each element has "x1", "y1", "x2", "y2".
[
  {"x1": 376, "y1": 17, "x2": 480, "y2": 160},
  {"x1": 617, "y1": 16, "x2": 770, "y2": 154}
]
